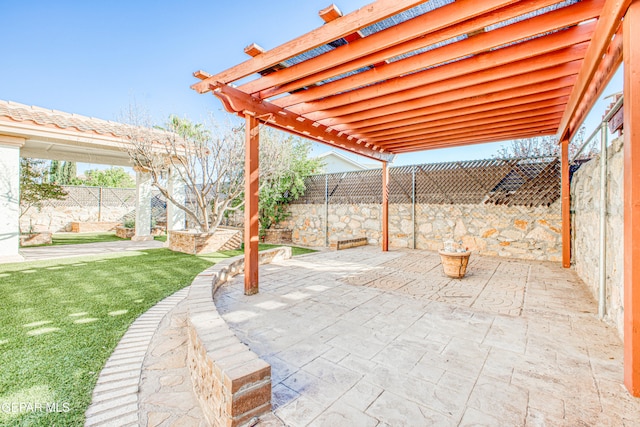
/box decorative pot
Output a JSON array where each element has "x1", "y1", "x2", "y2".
[{"x1": 438, "y1": 250, "x2": 471, "y2": 278}]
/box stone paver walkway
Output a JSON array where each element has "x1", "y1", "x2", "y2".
[
  {"x1": 85, "y1": 289, "x2": 191, "y2": 427},
  {"x1": 215, "y1": 247, "x2": 640, "y2": 426}
]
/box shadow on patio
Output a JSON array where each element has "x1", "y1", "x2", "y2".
[{"x1": 215, "y1": 246, "x2": 640, "y2": 426}]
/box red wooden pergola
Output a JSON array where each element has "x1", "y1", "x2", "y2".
[{"x1": 192, "y1": 0, "x2": 639, "y2": 396}]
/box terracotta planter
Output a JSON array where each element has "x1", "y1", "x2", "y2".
[{"x1": 438, "y1": 250, "x2": 471, "y2": 278}]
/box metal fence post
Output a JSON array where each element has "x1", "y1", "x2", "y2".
[
  {"x1": 325, "y1": 174, "x2": 329, "y2": 247},
  {"x1": 98, "y1": 187, "x2": 103, "y2": 222}
]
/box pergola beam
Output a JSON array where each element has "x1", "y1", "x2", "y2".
[
  {"x1": 248, "y1": 0, "x2": 565, "y2": 99},
  {"x1": 365, "y1": 104, "x2": 566, "y2": 142},
  {"x1": 623, "y1": 0, "x2": 640, "y2": 397},
  {"x1": 311, "y1": 58, "x2": 583, "y2": 124},
  {"x1": 329, "y1": 82, "x2": 575, "y2": 131},
  {"x1": 557, "y1": 0, "x2": 631, "y2": 141},
  {"x1": 211, "y1": 83, "x2": 394, "y2": 162},
  {"x1": 383, "y1": 118, "x2": 559, "y2": 150},
  {"x1": 297, "y1": 35, "x2": 591, "y2": 119},
  {"x1": 568, "y1": 24, "x2": 624, "y2": 138},
  {"x1": 391, "y1": 129, "x2": 556, "y2": 153},
  {"x1": 275, "y1": 1, "x2": 600, "y2": 109},
  {"x1": 191, "y1": 0, "x2": 429, "y2": 93}
]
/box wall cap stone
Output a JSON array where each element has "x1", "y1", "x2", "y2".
[{"x1": 185, "y1": 246, "x2": 291, "y2": 426}]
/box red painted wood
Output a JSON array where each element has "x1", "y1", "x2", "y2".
[
  {"x1": 244, "y1": 114, "x2": 260, "y2": 295},
  {"x1": 382, "y1": 162, "x2": 389, "y2": 252},
  {"x1": 624, "y1": 0, "x2": 640, "y2": 397},
  {"x1": 561, "y1": 139, "x2": 571, "y2": 269}
]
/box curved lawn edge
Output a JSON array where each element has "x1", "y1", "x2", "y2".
[{"x1": 84, "y1": 288, "x2": 189, "y2": 426}]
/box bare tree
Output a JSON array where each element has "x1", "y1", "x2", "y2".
[
  {"x1": 120, "y1": 108, "x2": 317, "y2": 233},
  {"x1": 120, "y1": 109, "x2": 245, "y2": 232},
  {"x1": 496, "y1": 127, "x2": 594, "y2": 159}
]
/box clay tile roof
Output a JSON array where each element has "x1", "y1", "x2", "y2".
[{"x1": 0, "y1": 100, "x2": 130, "y2": 137}]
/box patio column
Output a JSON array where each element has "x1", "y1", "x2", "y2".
[
  {"x1": 0, "y1": 135, "x2": 25, "y2": 263},
  {"x1": 132, "y1": 168, "x2": 153, "y2": 241},
  {"x1": 624, "y1": 1, "x2": 640, "y2": 397},
  {"x1": 382, "y1": 161, "x2": 389, "y2": 252},
  {"x1": 244, "y1": 114, "x2": 259, "y2": 295},
  {"x1": 166, "y1": 166, "x2": 186, "y2": 245},
  {"x1": 561, "y1": 138, "x2": 571, "y2": 268}
]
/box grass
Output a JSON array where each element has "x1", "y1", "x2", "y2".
[
  {"x1": 51, "y1": 232, "x2": 125, "y2": 246},
  {"x1": 0, "y1": 244, "x2": 315, "y2": 426}
]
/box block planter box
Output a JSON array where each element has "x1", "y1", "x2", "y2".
[
  {"x1": 20, "y1": 232, "x2": 52, "y2": 247},
  {"x1": 71, "y1": 221, "x2": 119, "y2": 233},
  {"x1": 116, "y1": 226, "x2": 164, "y2": 239},
  {"x1": 115, "y1": 226, "x2": 135, "y2": 239},
  {"x1": 169, "y1": 227, "x2": 242, "y2": 254},
  {"x1": 262, "y1": 228, "x2": 292, "y2": 244}
]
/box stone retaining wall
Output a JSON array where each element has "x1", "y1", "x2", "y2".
[
  {"x1": 20, "y1": 206, "x2": 132, "y2": 232},
  {"x1": 169, "y1": 227, "x2": 242, "y2": 254},
  {"x1": 284, "y1": 202, "x2": 562, "y2": 261},
  {"x1": 186, "y1": 247, "x2": 292, "y2": 426},
  {"x1": 572, "y1": 136, "x2": 624, "y2": 338}
]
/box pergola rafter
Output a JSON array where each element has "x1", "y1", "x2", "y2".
[{"x1": 193, "y1": 0, "x2": 640, "y2": 397}]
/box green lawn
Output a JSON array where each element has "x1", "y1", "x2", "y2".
[
  {"x1": 51, "y1": 232, "x2": 125, "y2": 245},
  {"x1": 0, "y1": 244, "x2": 315, "y2": 426}
]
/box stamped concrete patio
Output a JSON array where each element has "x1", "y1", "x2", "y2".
[{"x1": 214, "y1": 246, "x2": 640, "y2": 426}]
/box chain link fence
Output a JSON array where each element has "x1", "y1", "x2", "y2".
[{"x1": 295, "y1": 156, "x2": 579, "y2": 208}]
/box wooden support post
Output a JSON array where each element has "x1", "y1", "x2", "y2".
[
  {"x1": 244, "y1": 114, "x2": 260, "y2": 295},
  {"x1": 382, "y1": 161, "x2": 389, "y2": 252},
  {"x1": 624, "y1": 1, "x2": 640, "y2": 397},
  {"x1": 561, "y1": 138, "x2": 571, "y2": 268}
]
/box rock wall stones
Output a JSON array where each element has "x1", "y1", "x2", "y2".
[
  {"x1": 169, "y1": 227, "x2": 242, "y2": 254},
  {"x1": 572, "y1": 136, "x2": 624, "y2": 338},
  {"x1": 186, "y1": 247, "x2": 292, "y2": 426},
  {"x1": 285, "y1": 202, "x2": 562, "y2": 261},
  {"x1": 20, "y1": 206, "x2": 132, "y2": 232}
]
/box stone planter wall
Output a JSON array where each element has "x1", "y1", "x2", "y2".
[
  {"x1": 19, "y1": 232, "x2": 52, "y2": 247},
  {"x1": 115, "y1": 226, "x2": 135, "y2": 239},
  {"x1": 572, "y1": 136, "x2": 624, "y2": 338},
  {"x1": 71, "y1": 221, "x2": 120, "y2": 233},
  {"x1": 284, "y1": 202, "x2": 562, "y2": 261},
  {"x1": 186, "y1": 247, "x2": 292, "y2": 426},
  {"x1": 169, "y1": 227, "x2": 242, "y2": 254},
  {"x1": 262, "y1": 228, "x2": 292, "y2": 244},
  {"x1": 21, "y1": 206, "x2": 132, "y2": 233}
]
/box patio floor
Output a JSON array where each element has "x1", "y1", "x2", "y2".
[{"x1": 215, "y1": 246, "x2": 640, "y2": 426}]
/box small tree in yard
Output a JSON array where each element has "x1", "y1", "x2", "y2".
[
  {"x1": 83, "y1": 167, "x2": 135, "y2": 188},
  {"x1": 121, "y1": 112, "x2": 244, "y2": 233},
  {"x1": 257, "y1": 129, "x2": 323, "y2": 235},
  {"x1": 20, "y1": 158, "x2": 67, "y2": 233},
  {"x1": 121, "y1": 109, "x2": 321, "y2": 234}
]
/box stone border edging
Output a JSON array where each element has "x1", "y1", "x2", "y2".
[
  {"x1": 186, "y1": 247, "x2": 292, "y2": 427},
  {"x1": 84, "y1": 288, "x2": 189, "y2": 427}
]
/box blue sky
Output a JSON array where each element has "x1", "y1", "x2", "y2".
[{"x1": 2, "y1": 1, "x2": 623, "y2": 169}]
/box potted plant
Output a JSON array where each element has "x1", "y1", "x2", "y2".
[{"x1": 438, "y1": 240, "x2": 471, "y2": 279}]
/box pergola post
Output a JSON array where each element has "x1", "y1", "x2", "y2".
[
  {"x1": 561, "y1": 138, "x2": 571, "y2": 268},
  {"x1": 244, "y1": 114, "x2": 260, "y2": 295},
  {"x1": 623, "y1": 1, "x2": 640, "y2": 397},
  {"x1": 0, "y1": 135, "x2": 25, "y2": 263},
  {"x1": 382, "y1": 161, "x2": 389, "y2": 252},
  {"x1": 132, "y1": 168, "x2": 153, "y2": 242}
]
